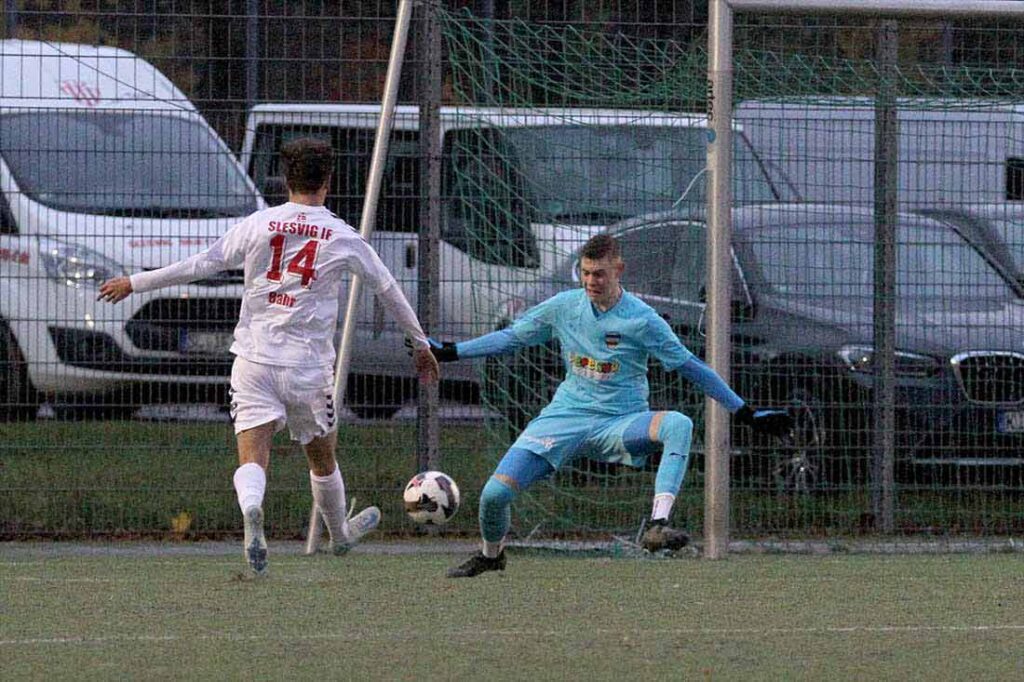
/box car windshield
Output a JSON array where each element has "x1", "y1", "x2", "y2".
[
  {"x1": 0, "y1": 112, "x2": 259, "y2": 217},
  {"x1": 487, "y1": 125, "x2": 776, "y2": 224},
  {"x1": 750, "y1": 219, "x2": 1016, "y2": 301}
]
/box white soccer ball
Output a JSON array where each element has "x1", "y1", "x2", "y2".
[{"x1": 403, "y1": 470, "x2": 461, "y2": 525}]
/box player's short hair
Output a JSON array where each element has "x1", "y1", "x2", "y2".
[
  {"x1": 580, "y1": 233, "x2": 621, "y2": 262},
  {"x1": 281, "y1": 137, "x2": 334, "y2": 193}
]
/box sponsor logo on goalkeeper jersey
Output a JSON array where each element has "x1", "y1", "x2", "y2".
[
  {"x1": 605, "y1": 331, "x2": 621, "y2": 348},
  {"x1": 569, "y1": 352, "x2": 619, "y2": 380}
]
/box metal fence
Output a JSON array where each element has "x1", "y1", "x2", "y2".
[{"x1": 1, "y1": 1, "x2": 1023, "y2": 545}]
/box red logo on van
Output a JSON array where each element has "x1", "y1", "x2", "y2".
[{"x1": 60, "y1": 80, "x2": 101, "y2": 107}]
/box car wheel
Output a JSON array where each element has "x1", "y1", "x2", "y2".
[{"x1": 0, "y1": 320, "x2": 39, "y2": 422}]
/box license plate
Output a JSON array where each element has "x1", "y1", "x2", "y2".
[
  {"x1": 180, "y1": 330, "x2": 233, "y2": 355},
  {"x1": 997, "y1": 410, "x2": 1024, "y2": 434}
]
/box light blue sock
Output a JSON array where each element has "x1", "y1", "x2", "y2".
[
  {"x1": 653, "y1": 412, "x2": 694, "y2": 497},
  {"x1": 479, "y1": 476, "x2": 516, "y2": 546}
]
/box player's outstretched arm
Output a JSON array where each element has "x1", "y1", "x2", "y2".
[
  {"x1": 674, "y1": 356, "x2": 794, "y2": 438},
  {"x1": 97, "y1": 276, "x2": 134, "y2": 303},
  {"x1": 426, "y1": 328, "x2": 528, "y2": 363}
]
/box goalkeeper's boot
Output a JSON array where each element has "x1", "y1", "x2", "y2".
[
  {"x1": 332, "y1": 505, "x2": 381, "y2": 556},
  {"x1": 641, "y1": 519, "x2": 690, "y2": 553},
  {"x1": 242, "y1": 506, "x2": 268, "y2": 577},
  {"x1": 447, "y1": 550, "x2": 506, "y2": 578}
]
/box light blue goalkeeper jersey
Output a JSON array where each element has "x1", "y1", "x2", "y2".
[{"x1": 508, "y1": 288, "x2": 693, "y2": 417}]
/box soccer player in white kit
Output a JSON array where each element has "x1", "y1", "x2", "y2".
[{"x1": 99, "y1": 138, "x2": 439, "y2": 576}]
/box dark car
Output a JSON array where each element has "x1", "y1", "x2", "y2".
[
  {"x1": 915, "y1": 203, "x2": 1024, "y2": 287},
  {"x1": 483, "y1": 203, "x2": 1024, "y2": 489}
]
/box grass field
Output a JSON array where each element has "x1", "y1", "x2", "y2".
[
  {"x1": 4, "y1": 420, "x2": 1024, "y2": 541},
  {"x1": 2, "y1": 544, "x2": 1023, "y2": 680}
]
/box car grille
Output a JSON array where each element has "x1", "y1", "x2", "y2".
[
  {"x1": 951, "y1": 351, "x2": 1024, "y2": 405},
  {"x1": 126, "y1": 298, "x2": 240, "y2": 353}
]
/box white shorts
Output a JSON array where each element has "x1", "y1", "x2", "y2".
[{"x1": 229, "y1": 356, "x2": 336, "y2": 445}]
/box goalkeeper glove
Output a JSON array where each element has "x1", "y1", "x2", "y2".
[
  {"x1": 429, "y1": 338, "x2": 459, "y2": 363},
  {"x1": 406, "y1": 337, "x2": 459, "y2": 362},
  {"x1": 734, "y1": 405, "x2": 794, "y2": 438}
]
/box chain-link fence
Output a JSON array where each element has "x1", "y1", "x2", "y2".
[{"x1": 2, "y1": 1, "x2": 1023, "y2": 544}]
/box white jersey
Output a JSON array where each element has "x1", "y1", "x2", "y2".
[{"x1": 130, "y1": 202, "x2": 427, "y2": 367}]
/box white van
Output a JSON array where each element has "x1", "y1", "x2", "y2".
[
  {"x1": 736, "y1": 97, "x2": 1024, "y2": 206},
  {"x1": 0, "y1": 40, "x2": 264, "y2": 419},
  {"x1": 240, "y1": 105, "x2": 783, "y2": 397}
]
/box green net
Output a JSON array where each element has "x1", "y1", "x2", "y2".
[{"x1": 439, "y1": 9, "x2": 1024, "y2": 541}]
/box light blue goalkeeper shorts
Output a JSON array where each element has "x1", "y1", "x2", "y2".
[{"x1": 510, "y1": 409, "x2": 663, "y2": 471}]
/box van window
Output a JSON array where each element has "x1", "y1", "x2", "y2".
[
  {"x1": 1006, "y1": 157, "x2": 1024, "y2": 201},
  {"x1": 249, "y1": 124, "x2": 421, "y2": 233},
  {"x1": 0, "y1": 112, "x2": 258, "y2": 217},
  {"x1": 482, "y1": 124, "x2": 777, "y2": 224},
  {"x1": 443, "y1": 128, "x2": 539, "y2": 268}
]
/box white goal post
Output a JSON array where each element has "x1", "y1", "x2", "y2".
[{"x1": 704, "y1": 0, "x2": 1024, "y2": 559}]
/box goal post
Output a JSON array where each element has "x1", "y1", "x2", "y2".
[{"x1": 705, "y1": 0, "x2": 1024, "y2": 557}]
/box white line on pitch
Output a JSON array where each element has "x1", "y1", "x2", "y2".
[{"x1": 4, "y1": 624, "x2": 1024, "y2": 647}]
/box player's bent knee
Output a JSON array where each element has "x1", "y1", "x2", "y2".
[
  {"x1": 657, "y1": 411, "x2": 693, "y2": 442},
  {"x1": 480, "y1": 476, "x2": 517, "y2": 511}
]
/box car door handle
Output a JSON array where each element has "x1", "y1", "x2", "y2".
[{"x1": 405, "y1": 242, "x2": 416, "y2": 269}]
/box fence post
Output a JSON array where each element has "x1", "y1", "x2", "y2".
[{"x1": 872, "y1": 18, "x2": 898, "y2": 533}]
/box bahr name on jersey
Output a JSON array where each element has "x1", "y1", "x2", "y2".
[{"x1": 268, "y1": 291, "x2": 296, "y2": 308}]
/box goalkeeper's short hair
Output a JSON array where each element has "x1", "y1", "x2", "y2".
[{"x1": 580, "y1": 233, "x2": 621, "y2": 261}]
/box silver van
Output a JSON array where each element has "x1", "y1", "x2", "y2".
[{"x1": 0, "y1": 40, "x2": 263, "y2": 419}]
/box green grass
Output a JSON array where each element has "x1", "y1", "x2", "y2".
[
  {"x1": 3, "y1": 420, "x2": 1024, "y2": 540},
  {"x1": 0, "y1": 421, "x2": 498, "y2": 538},
  {"x1": 2, "y1": 550, "x2": 1023, "y2": 680}
]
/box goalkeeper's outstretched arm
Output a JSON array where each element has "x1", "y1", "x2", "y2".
[
  {"x1": 428, "y1": 328, "x2": 527, "y2": 363},
  {"x1": 675, "y1": 356, "x2": 793, "y2": 438}
]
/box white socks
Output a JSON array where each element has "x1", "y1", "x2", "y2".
[
  {"x1": 651, "y1": 493, "x2": 675, "y2": 522},
  {"x1": 482, "y1": 540, "x2": 503, "y2": 559},
  {"x1": 310, "y1": 465, "x2": 349, "y2": 542},
  {"x1": 233, "y1": 462, "x2": 267, "y2": 514}
]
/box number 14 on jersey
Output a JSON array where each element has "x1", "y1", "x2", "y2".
[{"x1": 267, "y1": 235, "x2": 319, "y2": 287}]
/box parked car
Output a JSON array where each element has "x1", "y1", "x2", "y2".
[
  {"x1": 915, "y1": 203, "x2": 1024, "y2": 287},
  {"x1": 0, "y1": 40, "x2": 264, "y2": 419},
  {"x1": 481, "y1": 203, "x2": 1024, "y2": 488}
]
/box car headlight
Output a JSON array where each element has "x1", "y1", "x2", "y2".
[
  {"x1": 38, "y1": 237, "x2": 127, "y2": 289},
  {"x1": 837, "y1": 345, "x2": 940, "y2": 378}
]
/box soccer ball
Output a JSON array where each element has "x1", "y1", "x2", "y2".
[{"x1": 403, "y1": 471, "x2": 460, "y2": 525}]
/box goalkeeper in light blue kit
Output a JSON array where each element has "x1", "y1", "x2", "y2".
[{"x1": 431, "y1": 233, "x2": 793, "y2": 578}]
